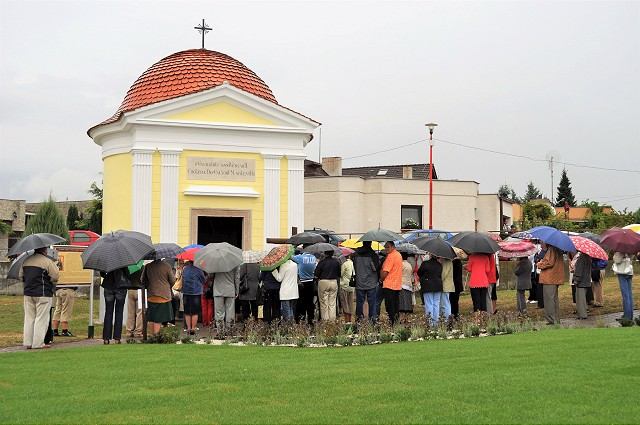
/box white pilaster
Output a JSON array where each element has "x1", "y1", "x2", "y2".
[
  {"x1": 287, "y1": 155, "x2": 305, "y2": 236},
  {"x1": 263, "y1": 154, "x2": 282, "y2": 240},
  {"x1": 131, "y1": 149, "x2": 154, "y2": 236},
  {"x1": 159, "y1": 149, "x2": 182, "y2": 243}
]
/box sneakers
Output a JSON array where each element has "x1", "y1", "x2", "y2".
[
  {"x1": 527, "y1": 300, "x2": 537, "y2": 304},
  {"x1": 61, "y1": 330, "x2": 74, "y2": 337},
  {"x1": 53, "y1": 329, "x2": 60, "y2": 336}
]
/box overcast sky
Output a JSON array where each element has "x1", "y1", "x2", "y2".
[{"x1": 1, "y1": 0, "x2": 638, "y2": 211}]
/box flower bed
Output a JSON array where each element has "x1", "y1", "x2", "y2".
[{"x1": 150, "y1": 312, "x2": 538, "y2": 347}]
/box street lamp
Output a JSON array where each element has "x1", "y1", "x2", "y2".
[{"x1": 425, "y1": 123, "x2": 438, "y2": 230}]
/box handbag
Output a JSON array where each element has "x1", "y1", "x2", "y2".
[
  {"x1": 172, "y1": 269, "x2": 183, "y2": 292},
  {"x1": 348, "y1": 270, "x2": 356, "y2": 288}
]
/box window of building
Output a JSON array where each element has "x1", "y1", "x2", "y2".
[
  {"x1": 401, "y1": 205, "x2": 423, "y2": 229},
  {"x1": 377, "y1": 169, "x2": 388, "y2": 176},
  {"x1": 72, "y1": 232, "x2": 90, "y2": 242}
]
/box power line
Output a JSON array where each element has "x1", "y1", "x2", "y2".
[{"x1": 341, "y1": 135, "x2": 640, "y2": 174}]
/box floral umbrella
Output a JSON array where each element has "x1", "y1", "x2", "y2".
[
  {"x1": 498, "y1": 241, "x2": 537, "y2": 259},
  {"x1": 260, "y1": 244, "x2": 295, "y2": 271},
  {"x1": 569, "y1": 236, "x2": 608, "y2": 261}
]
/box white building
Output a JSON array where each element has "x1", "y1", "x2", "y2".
[{"x1": 304, "y1": 157, "x2": 513, "y2": 235}]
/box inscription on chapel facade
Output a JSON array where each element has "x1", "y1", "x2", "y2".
[{"x1": 187, "y1": 157, "x2": 256, "y2": 182}]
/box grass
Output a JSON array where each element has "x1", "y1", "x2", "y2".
[
  {"x1": 0, "y1": 328, "x2": 639, "y2": 424},
  {"x1": 0, "y1": 294, "x2": 102, "y2": 347}
]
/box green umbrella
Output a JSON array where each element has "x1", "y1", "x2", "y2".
[{"x1": 127, "y1": 260, "x2": 144, "y2": 274}]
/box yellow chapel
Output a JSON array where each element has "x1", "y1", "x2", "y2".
[{"x1": 88, "y1": 49, "x2": 319, "y2": 249}]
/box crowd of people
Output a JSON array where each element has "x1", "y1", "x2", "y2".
[{"x1": 18, "y1": 240, "x2": 637, "y2": 349}]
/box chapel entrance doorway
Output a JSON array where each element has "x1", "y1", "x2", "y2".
[{"x1": 190, "y1": 209, "x2": 251, "y2": 250}]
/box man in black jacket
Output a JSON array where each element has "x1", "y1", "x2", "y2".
[{"x1": 20, "y1": 248, "x2": 59, "y2": 349}]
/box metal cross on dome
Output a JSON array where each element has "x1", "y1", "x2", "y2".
[{"x1": 194, "y1": 19, "x2": 212, "y2": 49}]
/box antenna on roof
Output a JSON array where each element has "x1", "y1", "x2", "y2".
[{"x1": 194, "y1": 19, "x2": 212, "y2": 49}]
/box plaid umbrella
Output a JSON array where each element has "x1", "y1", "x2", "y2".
[
  {"x1": 243, "y1": 250, "x2": 266, "y2": 264},
  {"x1": 8, "y1": 233, "x2": 66, "y2": 257},
  {"x1": 395, "y1": 243, "x2": 426, "y2": 256},
  {"x1": 195, "y1": 243, "x2": 243, "y2": 273},
  {"x1": 145, "y1": 243, "x2": 185, "y2": 260},
  {"x1": 569, "y1": 236, "x2": 608, "y2": 261},
  {"x1": 511, "y1": 231, "x2": 534, "y2": 240},
  {"x1": 81, "y1": 230, "x2": 154, "y2": 273}
]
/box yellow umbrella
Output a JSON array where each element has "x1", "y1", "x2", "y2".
[
  {"x1": 622, "y1": 224, "x2": 640, "y2": 234},
  {"x1": 341, "y1": 238, "x2": 384, "y2": 250}
]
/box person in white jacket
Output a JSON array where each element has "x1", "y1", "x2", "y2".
[
  {"x1": 612, "y1": 252, "x2": 634, "y2": 321},
  {"x1": 272, "y1": 259, "x2": 299, "y2": 322}
]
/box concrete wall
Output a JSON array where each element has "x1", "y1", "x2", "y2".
[
  {"x1": 305, "y1": 176, "x2": 482, "y2": 233},
  {"x1": 476, "y1": 194, "x2": 500, "y2": 232}
]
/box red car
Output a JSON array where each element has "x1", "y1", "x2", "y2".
[{"x1": 68, "y1": 230, "x2": 100, "y2": 246}]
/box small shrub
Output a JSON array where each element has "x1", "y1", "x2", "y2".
[
  {"x1": 379, "y1": 332, "x2": 393, "y2": 344},
  {"x1": 157, "y1": 326, "x2": 180, "y2": 344},
  {"x1": 336, "y1": 334, "x2": 352, "y2": 346},
  {"x1": 470, "y1": 324, "x2": 481, "y2": 337},
  {"x1": 180, "y1": 336, "x2": 195, "y2": 344},
  {"x1": 618, "y1": 319, "x2": 634, "y2": 327},
  {"x1": 410, "y1": 323, "x2": 426, "y2": 340}
]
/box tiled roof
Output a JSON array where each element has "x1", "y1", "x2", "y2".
[
  {"x1": 341, "y1": 163, "x2": 437, "y2": 180},
  {"x1": 88, "y1": 49, "x2": 277, "y2": 134},
  {"x1": 304, "y1": 160, "x2": 328, "y2": 177}
]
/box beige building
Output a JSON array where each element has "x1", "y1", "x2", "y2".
[
  {"x1": 304, "y1": 158, "x2": 512, "y2": 235},
  {"x1": 0, "y1": 199, "x2": 26, "y2": 259}
]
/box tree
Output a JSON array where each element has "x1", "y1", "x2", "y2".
[
  {"x1": 523, "y1": 181, "x2": 543, "y2": 202},
  {"x1": 555, "y1": 169, "x2": 576, "y2": 207},
  {"x1": 498, "y1": 184, "x2": 520, "y2": 203},
  {"x1": 83, "y1": 182, "x2": 103, "y2": 234},
  {"x1": 24, "y1": 196, "x2": 69, "y2": 240},
  {"x1": 66, "y1": 204, "x2": 80, "y2": 230},
  {"x1": 0, "y1": 221, "x2": 12, "y2": 235}
]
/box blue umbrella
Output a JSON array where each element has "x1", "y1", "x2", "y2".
[
  {"x1": 528, "y1": 226, "x2": 576, "y2": 252},
  {"x1": 183, "y1": 243, "x2": 204, "y2": 250}
]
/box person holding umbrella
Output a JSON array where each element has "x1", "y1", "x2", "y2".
[
  {"x1": 141, "y1": 259, "x2": 176, "y2": 336},
  {"x1": 465, "y1": 253, "x2": 491, "y2": 312},
  {"x1": 537, "y1": 242, "x2": 565, "y2": 325},
  {"x1": 101, "y1": 267, "x2": 132, "y2": 344},
  {"x1": 182, "y1": 260, "x2": 206, "y2": 335},
  {"x1": 272, "y1": 257, "x2": 299, "y2": 322},
  {"x1": 418, "y1": 254, "x2": 443, "y2": 325},
  {"x1": 314, "y1": 250, "x2": 341, "y2": 321},
  {"x1": 380, "y1": 241, "x2": 403, "y2": 325},
  {"x1": 572, "y1": 252, "x2": 592, "y2": 320},
  {"x1": 514, "y1": 257, "x2": 532, "y2": 314},
  {"x1": 612, "y1": 251, "x2": 634, "y2": 322},
  {"x1": 353, "y1": 241, "x2": 381, "y2": 322},
  {"x1": 20, "y1": 247, "x2": 60, "y2": 349}
]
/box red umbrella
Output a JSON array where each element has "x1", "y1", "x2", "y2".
[
  {"x1": 601, "y1": 228, "x2": 640, "y2": 254},
  {"x1": 176, "y1": 247, "x2": 200, "y2": 261},
  {"x1": 569, "y1": 236, "x2": 608, "y2": 261},
  {"x1": 498, "y1": 241, "x2": 537, "y2": 259}
]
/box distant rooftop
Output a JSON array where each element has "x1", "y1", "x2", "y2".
[{"x1": 341, "y1": 163, "x2": 437, "y2": 180}]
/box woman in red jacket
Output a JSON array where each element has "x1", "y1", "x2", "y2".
[{"x1": 465, "y1": 254, "x2": 491, "y2": 312}]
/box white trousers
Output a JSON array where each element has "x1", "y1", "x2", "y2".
[{"x1": 24, "y1": 296, "x2": 52, "y2": 348}]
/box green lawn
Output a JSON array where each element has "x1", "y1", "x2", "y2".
[{"x1": 1, "y1": 328, "x2": 638, "y2": 424}]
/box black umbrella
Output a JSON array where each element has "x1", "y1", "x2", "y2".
[
  {"x1": 303, "y1": 242, "x2": 342, "y2": 256},
  {"x1": 81, "y1": 230, "x2": 154, "y2": 273},
  {"x1": 145, "y1": 243, "x2": 185, "y2": 260},
  {"x1": 359, "y1": 228, "x2": 404, "y2": 242},
  {"x1": 448, "y1": 231, "x2": 500, "y2": 254},
  {"x1": 7, "y1": 233, "x2": 66, "y2": 257},
  {"x1": 579, "y1": 232, "x2": 602, "y2": 245},
  {"x1": 286, "y1": 231, "x2": 325, "y2": 245},
  {"x1": 412, "y1": 236, "x2": 456, "y2": 259}
]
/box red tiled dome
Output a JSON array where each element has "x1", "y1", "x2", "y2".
[{"x1": 89, "y1": 49, "x2": 276, "y2": 133}]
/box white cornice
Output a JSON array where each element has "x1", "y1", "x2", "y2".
[{"x1": 184, "y1": 185, "x2": 260, "y2": 198}]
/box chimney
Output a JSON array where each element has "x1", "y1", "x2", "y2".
[
  {"x1": 321, "y1": 157, "x2": 342, "y2": 176},
  {"x1": 402, "y1": 166, "x2": 413, "y2": 179}
]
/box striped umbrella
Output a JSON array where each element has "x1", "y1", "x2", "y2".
[
  {"x1": 569, "y1": 236, "x2": 608, "y2": 261},
  {"x1": 145, "y1": 243, "x2": 185, "y2": 260}
]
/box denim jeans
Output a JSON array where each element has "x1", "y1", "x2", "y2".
[
  {"x1": 103, "y1": 287, "x2": 126, "y2": 341},
  {"x1": 617, "y1": 274, "x2": 634, "y2": 319},
  {"x1": 439, "y1": 292, "x2": 451, "y2": 320},
  {"x1": 423, "y1": 292, "x2": 442, "y2": 325},
  {"x1": 356, "y1": 288, "x2": 377, "y2": 321},
  {"x1": 281, "y1": 300, "x2": 297, "y2": 321}
]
